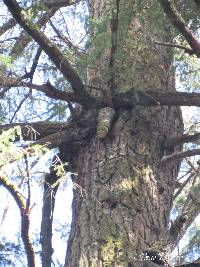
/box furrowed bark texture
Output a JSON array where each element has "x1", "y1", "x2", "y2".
[
  {"x1": 65, "y1": 106, "x2": 183, "y2": 266},
  {"x1": 41, "y1": 165, "x2": 59, "y2": 267},
  {"x1": 65, "y1": 0, "x2": 184, "y2": 266}
]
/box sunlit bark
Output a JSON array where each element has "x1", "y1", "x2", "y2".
[{"x1": 64, "y1": 1, "x2": 183, "y2": 266}]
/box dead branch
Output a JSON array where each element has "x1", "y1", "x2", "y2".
[
  {"x1": 0, "y1": 121, "x2": 67, "y2": 141},
  {"x1": 1, "y1": 109, "x2": 97, "y2": 152}
]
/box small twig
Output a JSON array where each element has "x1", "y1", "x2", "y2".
[
  {"x1": 0, "y1": 87, "x2": 11, "y2": 98},
  {"x1": 10, "y1": 91, "x2": 31, "y2": 123},
  {"x1": 173, "y1": 172, "x2": 195, "y2": 200},
  {"x1": 181, "y1": 166, "x2": 200, "y2": 214},
  {"x1": 49, "y1": 20, "x2": 80, "y2": 53},
  {"x1": 22, "y1": 46, "x2": 42, "y2": 82},
  {"x1": 0, "y1": 37, "x2": 18, "y2": 43}
]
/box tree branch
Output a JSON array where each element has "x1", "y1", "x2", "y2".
[
  {"x1": 1, "y1": 109, "x2": 97, "y2": 151},
  {"x1": 160, "y1": 148, "x2": 200, "y2": 164},
  {"x1": 164, "y1": 133, "x2": 200, "y2": 149},
  {"x1": 112, "y1": 90, "x2": 200, "y2": 108},
  {"x1": 167, "y1": 164, "x2": 200, "y2": 249},
  {"x1": 0, "y1": 121, "x2": 67, "y2": 141},
  {"x1": 168, "y1": 210, "x2": 199, "y2": 250},
  {"x1": 10, "y1": 7, "x2": 58, "y2": 59},
  {"x1": 175, "y1": 261, "x2": 200, "y2": 267},
  {"x1": 173, "y1": 172, "x2": 194, "y2": 200},
  {"x1": 0, "y1": 77, "x2": 94, "y2": 107},
  {"x1": 49, "y1": 20, "x2": 80, "y2": 53},
  {"x1": 0, "y1": 17, "x2": 16, "y2": 36},
  {"x1": 4, "y1": 74, "x2": 200, "y2": 108},
  {"x1": 0, "y1": 175, "x2": 35, "y2": 267},
  {"x1": 154, "y1": 41, "x2": 194, "y2": 55},
  {"x1": 23, "y1": 46, "x2": 42, "y2": 82},
  {"x1": 158, "y1": 0, "x2": 200, "y2": 57},
  {"x1": 10, "y1": 91, "x2": 31, "y2": 123},
  {"x1": 168, "y1": 198, "x2": 200, "y2": 250},
  {"x1": 3, "y1": 0, "x2": 88, "y2": 97},
  {"x1": 43, "y1": 0, "x2": 81, "y2": 8}
]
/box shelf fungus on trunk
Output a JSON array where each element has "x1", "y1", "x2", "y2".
[{"x1": 96, "y1": 107, "x2": 115, "y2": 139}]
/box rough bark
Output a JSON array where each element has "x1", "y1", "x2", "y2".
[
  {"x1": 64, "y1": 1, "x2": 184, "y2": 266},
  {"x1": 65, "y1": 105, "x2": 183, "y2": 266},
  {"x1": 2, "y1": 0, "x2": 188, "y2": 266},
  {"x1": 41, "y1": 164, "x2": 59, "y2": 267}
]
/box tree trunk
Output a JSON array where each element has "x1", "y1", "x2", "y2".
[
  {"x1": 65, "y1": 1, "x2": 184, "y2": 266},
  {"x1": 41, "y1": 161, "x2": 59, "y2": 267}
]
